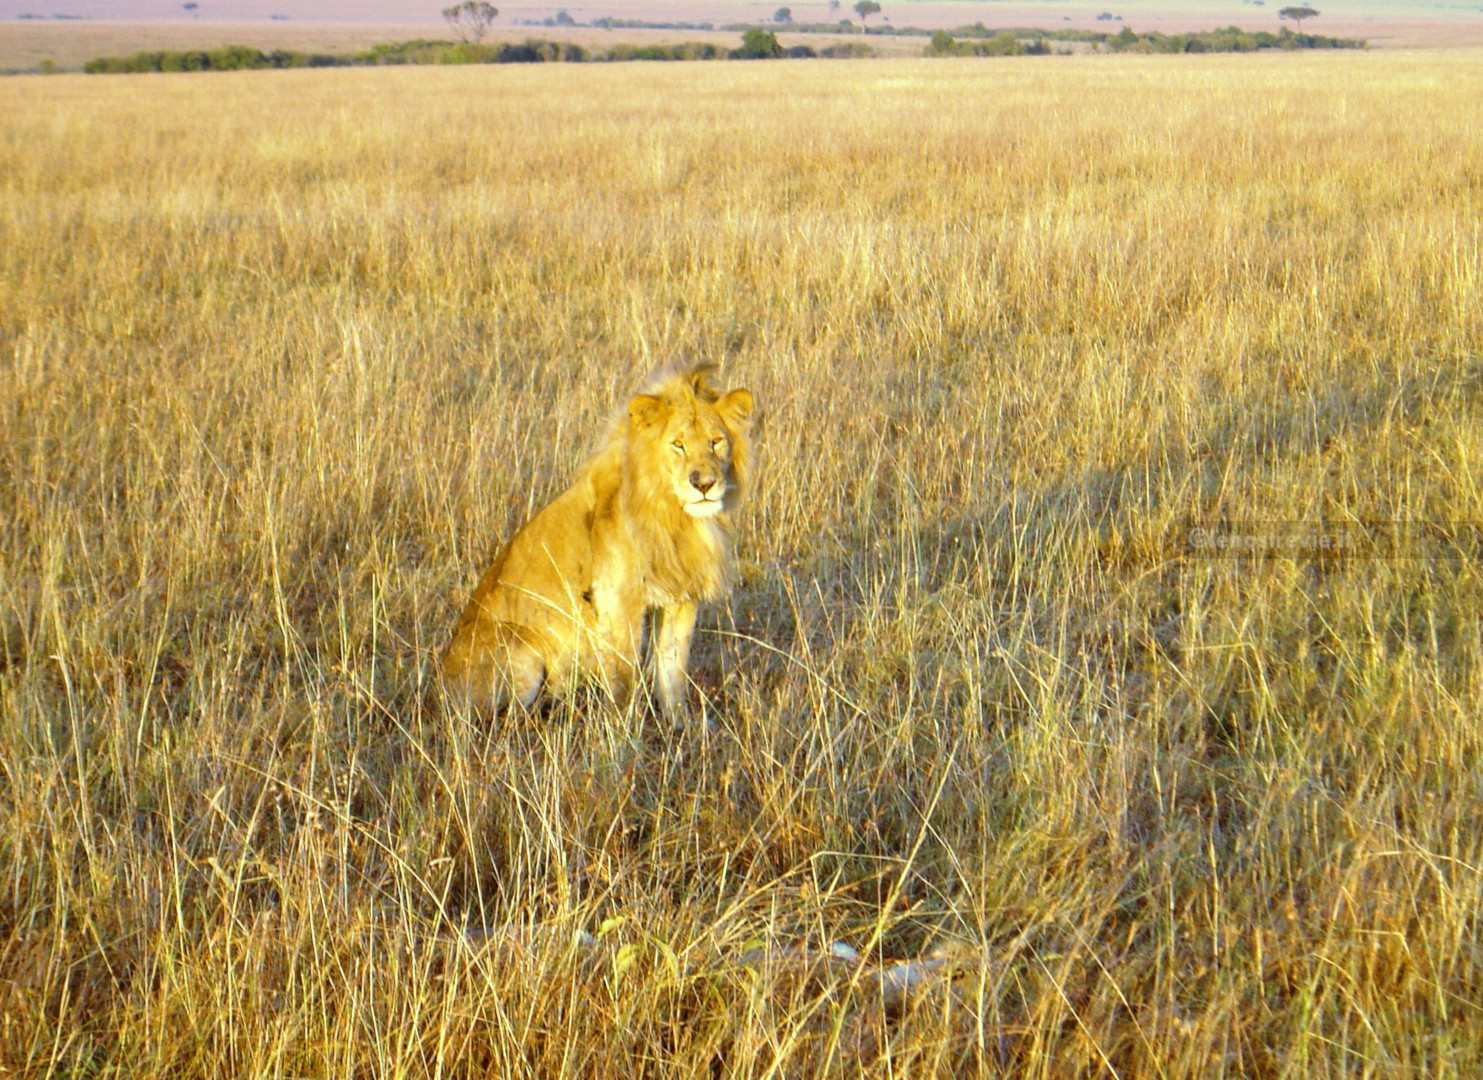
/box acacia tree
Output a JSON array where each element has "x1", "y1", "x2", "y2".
[
  {"x1": 1278, "y1": 5, "x2": 1319, "y2": 31},
  {"x1": 854, "y1": 1, "x2": 881, "y2": 29},
  {"x1": 443, "y1": 1, "x2": 498, "y2": 43}
]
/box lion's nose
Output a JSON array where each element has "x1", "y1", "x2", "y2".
[{"x1": 690, "y1": 471, "x2": 715, "y2": 495}]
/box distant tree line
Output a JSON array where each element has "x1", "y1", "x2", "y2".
[
  {"x1": 1102, "y1": 24, "x2": 1362, "y2": 52},
  {"x1": 83, "y1": 44, "x2": 346, "y2": 73},
  {"x1": 925, "y1": 23, "x2": 1361, "y2": 56},
  {"x1": 590, "y1": 16, "x2": 1363, "y2": 49},
  {"x1": 80, "y1": 20, "x2": 1360, "y2": 74},
  {"x1": 81, "y1": 33, "x2": 872, "y2": 74}
]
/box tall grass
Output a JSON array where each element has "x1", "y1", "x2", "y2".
[{"x1": 2, "y1": 52, "x2": 1482, "y2": 1076}]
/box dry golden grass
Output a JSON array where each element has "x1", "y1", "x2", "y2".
[{"x1": 2, "y1": 52, "x2": 1482, "y2": 1077}]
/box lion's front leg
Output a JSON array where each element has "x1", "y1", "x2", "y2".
[
  {"x1": 585, "y1": 579, "x2": 644, "y2": 711},
  {"x1": 653, "y1": 600, "x2": 698, "y2": 719}
]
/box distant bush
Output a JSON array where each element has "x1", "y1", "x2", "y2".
[
  {"x1": 355, "y1": 39, "x2": 449, "y2": 64},
  {"x1": 817, "y1": 41, "x2": 874, "y2": 58},
  {"x1": 926, "y1": 30, "x2": 1036, "y2": 56},
  {"x1": 601, "y1": 41, "x2": 721, "y2": 61},
  {"x1": 662, "y1": 42, "x2": 722, "y2": 60},
  {"x1": 731, "y1": 27, "x2": 784, "y2": 59},
  {"x1": 271, "y1": 50, "x2": 344, "y2": 68},
  {"x1": 202, "y1": 45, "x2": 268, "y2": 69}
]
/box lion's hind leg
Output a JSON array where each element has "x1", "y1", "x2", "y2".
[{"x1": 441, "y1": 619, "x2": 547, "y2": 714}]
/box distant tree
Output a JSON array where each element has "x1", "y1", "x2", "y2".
[
  {"x1": 828, "y1": 0, "x2": 840, "y2": 16},
  {"x1": 774, "y1": 6, "x2": 792, "y2": 22},
  {"x1": 442, "y1": 1, "x2": 498, "y2": 44},
  {"x1": 734, "y1": 26, "x2": 784, "y2": 58},
  {"x1": 554, "y1": 8, "x2": 576, "y2": 25},
  {"x1": 853, "y1": 0, "x2": 881, "y2": 28},
  {"x1": 1278, "y1": 5, "x2": 1319, "y2": 30},
  {"x1": 182, "y1": 2, "x2": 198, "y2": 13}
]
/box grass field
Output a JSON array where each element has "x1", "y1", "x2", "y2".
[{"x1": 2, "y1": 52, "x2": 1482, "y2": 1077}]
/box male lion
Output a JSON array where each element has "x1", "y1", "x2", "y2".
[{"x1": 441, "y1": 363, "x2": 755, "y2": 718}]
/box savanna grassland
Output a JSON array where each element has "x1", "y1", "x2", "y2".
[{"x1": 2, "y1": 51, "x2": 1482, "y2": 1077}]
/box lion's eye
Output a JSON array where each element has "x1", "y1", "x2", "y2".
[
  {"x1": 712, "y1": 438, "x2": 726, "y2": 452},
  {"x1": 671, "y1": 440, "x2": 685, "y2": 454}
]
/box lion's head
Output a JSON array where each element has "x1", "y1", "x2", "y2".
[{"x1": 625, "y1": 364, "x2": 754, "y2": 522}]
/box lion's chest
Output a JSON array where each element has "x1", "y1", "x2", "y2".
[
  {"x1": 581, "y1": 476, "x2": 730, "y2": 641},
  {"x1": 642, "y1": 517, "x2": 726, "y2": 608}
]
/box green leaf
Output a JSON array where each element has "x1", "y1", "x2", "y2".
[
  {"x1": 597, "y1": 915, "x2": 627, "y2": 939},
  {"x1": 613, "y1": 942, "x2": 639, "y2": 984}
]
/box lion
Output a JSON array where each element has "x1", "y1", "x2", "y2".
[{"x1": 440, "y1": 363, "x2": 755, "y2": 719}]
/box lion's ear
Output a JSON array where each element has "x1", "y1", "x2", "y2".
[
  {"x1": 628, "y1": 394, "x2": 668, "y2": 430},
  {"x1": 687, "y1": 363, "x2": 720, "y2": 398},
  {"x1": 716, "y1": 388, "x2": 754, "y2": 428}
]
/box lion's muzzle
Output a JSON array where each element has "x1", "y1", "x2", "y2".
[{"x1": 678, "y1": 464, "x2": 727, "y2": 517}]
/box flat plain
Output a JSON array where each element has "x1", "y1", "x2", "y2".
[{"x1": 2, "y1": 50, "x2": 1482, "y2": 1077}]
